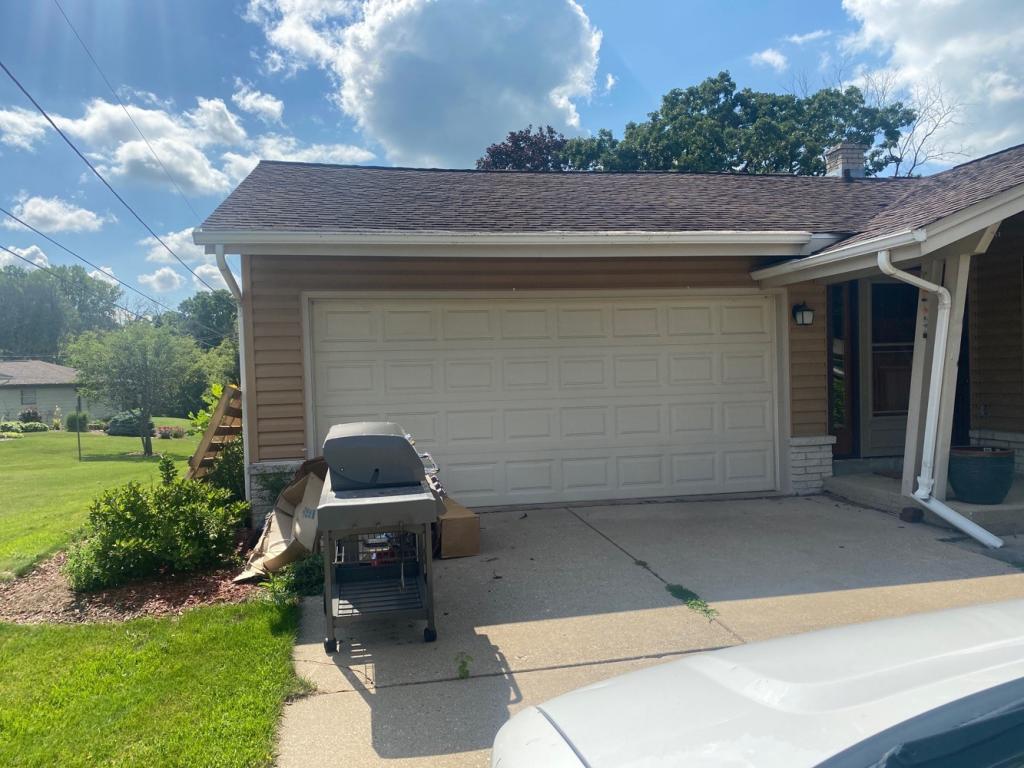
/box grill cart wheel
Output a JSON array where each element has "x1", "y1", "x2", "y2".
[
  {"x1": 423, "y1": 627, "x2": 437, "y2": 643},
  {"x1": 323, "y1": 638, "x2": 338, "y2": 654}
]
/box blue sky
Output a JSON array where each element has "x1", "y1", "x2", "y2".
[{"x1": 1, "y1": 0, "x2": 1021, "y2": 306}]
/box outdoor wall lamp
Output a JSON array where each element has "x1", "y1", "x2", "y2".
[{"x1": 792, "y1": 303, "x2": 815, "y2": 326}]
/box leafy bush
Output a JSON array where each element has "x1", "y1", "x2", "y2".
[
  {"x1": 65, "y1": 412, "x2": 90, "y2": 432},
  {"x1": 105, "y1": 411, "x2": 155, "y2": 437},
  {"x1": 62, "y1": 457, "x2": 249, "y2": 591},
  {"x1": 1, "y1": 432, "x2": 22, "y2": 440},
  {"x1": 0, "y1": 421, "x2": 23, "y2": 433},
  {"x1": 18, "y1": 408, "x2": 41, "y2": 423},
  {"x1": 18, "y1": 421, "x2": 49, "y2": 432},
  {"x1": 87, "y1": 420, "x2": 107, "y2": 431},
  {"x1": 156, "y1": 425, "x2": 188, "y2": 440},
  {"x1": 206, "y1": 437, "x2": 246, "y2": 502},
  {"x1": 188, "y1": 383, "x2": 223, "y2": 436}
]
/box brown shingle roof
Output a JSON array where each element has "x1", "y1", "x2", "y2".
[
  {"x1": 200, "y1": 162, "x2": 919, "y2": 235},
  {"x1": 820, "y1": 143, "x2": 1024, "y2": 252},
  {"x1": 198, "y1": 143, "x2": 1024, "y2": 250},
  {"x1": 0, "y1": 361, "x2": 78, "y2": 387}
]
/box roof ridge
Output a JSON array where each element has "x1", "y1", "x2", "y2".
[{"x1": 254, "y1": 159, "x2": 919, "y2": 181}]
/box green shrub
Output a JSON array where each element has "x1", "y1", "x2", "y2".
[
  {"x1": 65, "y1": 412, "x2": 90, "y2": 432},
  {"x1": 105, "y1": 411, "x2": 155, "y2": 437},
  {"x1": 0, "y1": 421, "x2": 23, "y2": 433},
  {"x1": 189, "y1": 383, "x2": 223, "y2": 436},
  {"x1": 18, "y1": 408, "x2": 41, "y2": 423},
  {"x1": 62, "y1": 457, "x2": 249, "y2": 592},
  {"x1": 18, "y1": 421, "x2": 49, "y2": 432},
  {"x1": 87, "y1": 420, "x2": 106, "y2": 431},
  {"x1": 206, "y1": 437, "x2": 246, "y2": 502},
  {"x1": 1, "y1": 432, "x2": 22, "y2": 440}
]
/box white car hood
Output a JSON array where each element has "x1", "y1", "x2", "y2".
[{"x1": 493, "y1": 600, "x2": 1024, "y2": 768}]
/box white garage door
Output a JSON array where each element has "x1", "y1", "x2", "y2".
[{"x1": 309, "y1": 293, "x2": 779, "y2": 507}]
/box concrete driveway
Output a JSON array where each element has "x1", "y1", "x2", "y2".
[{"x1": 276, "y1": 494, "x2": 1024, "y2": 767}]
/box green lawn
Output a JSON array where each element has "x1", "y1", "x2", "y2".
[
  {"x1": 0, "y1": 427, "x2": 199, "y2": 580},
  {"x1": 0, "y1": 602, "x2": 305, "y2": 768}
]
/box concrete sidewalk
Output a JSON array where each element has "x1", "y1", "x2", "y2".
[{"x1": 276, "y1": 495, "x2": 1024, "y2": 767}]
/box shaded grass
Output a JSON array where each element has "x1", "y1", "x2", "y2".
[
  {"x1": 0, "y1": 602, "x2": 304, "y2": 768},
  {"x1": 0, "y1": 429, "x2": 198, "y2": 580},
  {"x1": 665, "y1": 583, "x2": 718, "y2": 621}
]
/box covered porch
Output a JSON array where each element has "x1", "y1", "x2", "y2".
[{"x1": 754, "y1": 185, "x2": 1024, "y2": 547}]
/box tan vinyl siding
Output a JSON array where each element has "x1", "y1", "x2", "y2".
[
  {"x1": 971, "y1": 216, "x2": 1024, "y2": 432},
  {"x1": 244, "y1": 254, "x2": 799, "y2": 461},
  {"x1": 788, "y1": 282, "x2": 828, "y2": 437}
]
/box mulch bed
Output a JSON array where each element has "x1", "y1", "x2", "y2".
[{"x1": 0, "y1": 553, "x2": 260, "y2": 625}]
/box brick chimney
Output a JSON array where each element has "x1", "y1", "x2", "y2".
[{"x1": 825, "y1": 142, "x2": 868, "y2": 178}]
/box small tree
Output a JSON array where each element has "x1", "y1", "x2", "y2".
[{"x1": 67, "y1": 322, "x2": 202, "y2": 456}]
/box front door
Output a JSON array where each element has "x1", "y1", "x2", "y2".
[{"x1": 858, "y1": 280, "x2": 918, "y2": 457}]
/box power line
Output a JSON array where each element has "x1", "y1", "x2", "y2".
[
  {"x1": 1, "y1": 243, "x2": 146, "y2": 323},
  {"x1": 1, "y1": 205, "x2": 179, "y2": 315},
  {"x1": 0, "y1": 244, "x2": 221, "y2": 349},
  {"x1": 52, "y1": 0, "x2": 202, "y2": 221},
  {"x1": 0, "y1": 58, "x2": 219, "y2": 292},
  {"x1": 0, "y1": 209, "x2": 228, "y2": 343}
]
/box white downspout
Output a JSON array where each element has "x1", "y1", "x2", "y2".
[
  {"x1": 216, "y1": 244, "x2": 251, "y2": 503},
  {"x1": 877, "y1": 250, "x2": 1003, "y2": 549}
]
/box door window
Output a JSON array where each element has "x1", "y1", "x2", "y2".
[{"x1": 870, "y1": 283, "x2": 917, "y2": 416}]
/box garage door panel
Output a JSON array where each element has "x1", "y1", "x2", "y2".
[{"x1": 310, "y1": 294, "x2": 778, "y2": 505}]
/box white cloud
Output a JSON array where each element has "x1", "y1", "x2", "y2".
[
  {"x1": 842, "y1": 0, "x2": 1024, "y2": 156},
  {"x1": 604, "y1": 73, "x2": 617, "y2": 93},
  {"x1": 140, "y1": 227, "x2": 210, "y2": 264},
  {"x1": 246, "y1": 0, "x2": 603, "y2": 167},
  {"x1": 138, "y1": 266, "x2": 184, "y2": 292},
  {"x1": 232, "y1": 78, "x2": 285, "y2": 122},
  {"x1": 0, "y1": 92, "x2": 373, "y2": 194},
  {"x1": 88, "y1": 266, "x2": 119, "y2": 285},
  {"x1": 749, "y1": 47, "x2": 788, "y2": 72},
  {"x1": 192, "y1": 262, "x2": 231, "y2": 291},
  {"x1": 0, "y1": 107, "x2": 48, "y2": 150},
  {"x1": 1, "y1": 244, "x2": 49, "y2": 268},
  {"x1": 2, "y1": 195, "x2": 110, "y2": 233},
  {"x1": 786, "y1": 29, "x2": 830, "y2": 45}
]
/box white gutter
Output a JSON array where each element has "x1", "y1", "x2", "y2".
[
  {"x1": 215, "y1": 244, "x2": 242, "y2": 302},
  {"x1": 877, "y1": 249, "x2": 1003, "y2": 549},
  {"x1": 215, "y1": 244, "x2": 251, "y2": 502},
  {"x1": 193, "y1": 228, "x2": 814, "y2": 248},
  {"x1": 751, "y1": 228, "x2": 925, "y2": 283}
]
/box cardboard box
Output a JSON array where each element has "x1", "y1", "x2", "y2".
[{"x1": 439, "y1": 497, "x2": 480, "y2": 558}]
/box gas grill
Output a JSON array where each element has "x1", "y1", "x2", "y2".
[{"x1": 317, "y1": 422, "x2": 442, "y2": 653}]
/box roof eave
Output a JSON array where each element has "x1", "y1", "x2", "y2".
[{"x1": 193, "y1": 227, "x2": 815, "y2": 254}]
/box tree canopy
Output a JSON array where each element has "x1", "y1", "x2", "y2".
[
  {"x1": 0, "y1": 264, "x2": 121, "y2": 360},
  {"x1": 67, "y1": 322, "x2": 203, "y2": 455},
  {"x1": 477, "y1": 72, "x2": 916, "y2": 176}
]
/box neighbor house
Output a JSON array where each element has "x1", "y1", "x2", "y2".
[
  {"x1": 0, "y1": 360, "x2": 111, "y2": 422},
  {"x1": 193, "y1": 143, "x2": 1024, "y2": 537}
]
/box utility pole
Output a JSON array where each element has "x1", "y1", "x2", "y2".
[{"x1": 76, "y1": 394, "x2": 82, "y2": 462}]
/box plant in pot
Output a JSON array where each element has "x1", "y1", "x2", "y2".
[{"x1": 948, "y1": 446, "x2": 1015, "y2": 505}]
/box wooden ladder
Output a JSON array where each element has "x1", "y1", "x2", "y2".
[{"x1": 187, "y1": 384, "x2": 243, "y2": 479}]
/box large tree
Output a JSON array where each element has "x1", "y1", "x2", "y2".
[
  {"x1": 0, "y1": 264, "x2": 121, "y2": 360},
  {"x1": 476, "y1": 124, "x2": 568, "y2": 171},
  {"x1": 67, "y1": 322, "x2": 202, "y2": 456},
  {"x1": 161, "y1": 289, "x2": 237, "y2": 348},
  {"x1": 478, "y1": 72, "x2": 916, "y2": 176}
]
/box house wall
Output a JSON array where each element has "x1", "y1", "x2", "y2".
[
  {"x1": 242, "y1": 254, "x2": 832, "y2": 497},
  {"x1": 970, "y1": 215, "x2": 1024, "y2": 471},
  {"x1": 0, "y1": 385, "x2": 112, "y2": 424}
]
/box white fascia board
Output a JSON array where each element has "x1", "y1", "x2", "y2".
[
  {"x1": 193, "y1": 227, "x2": 813, "y2": 250},
  {"x1": 751, "y1": 229, "x2": 925, "y2": 286}
]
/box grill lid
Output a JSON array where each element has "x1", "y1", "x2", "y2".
[{"x1": 322, "y1": 421, "x2": 426, "y2": 491}]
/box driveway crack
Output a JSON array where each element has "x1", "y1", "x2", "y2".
[{"x1": 566, "y1": 507, "x2": 746, "y2": 644}]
